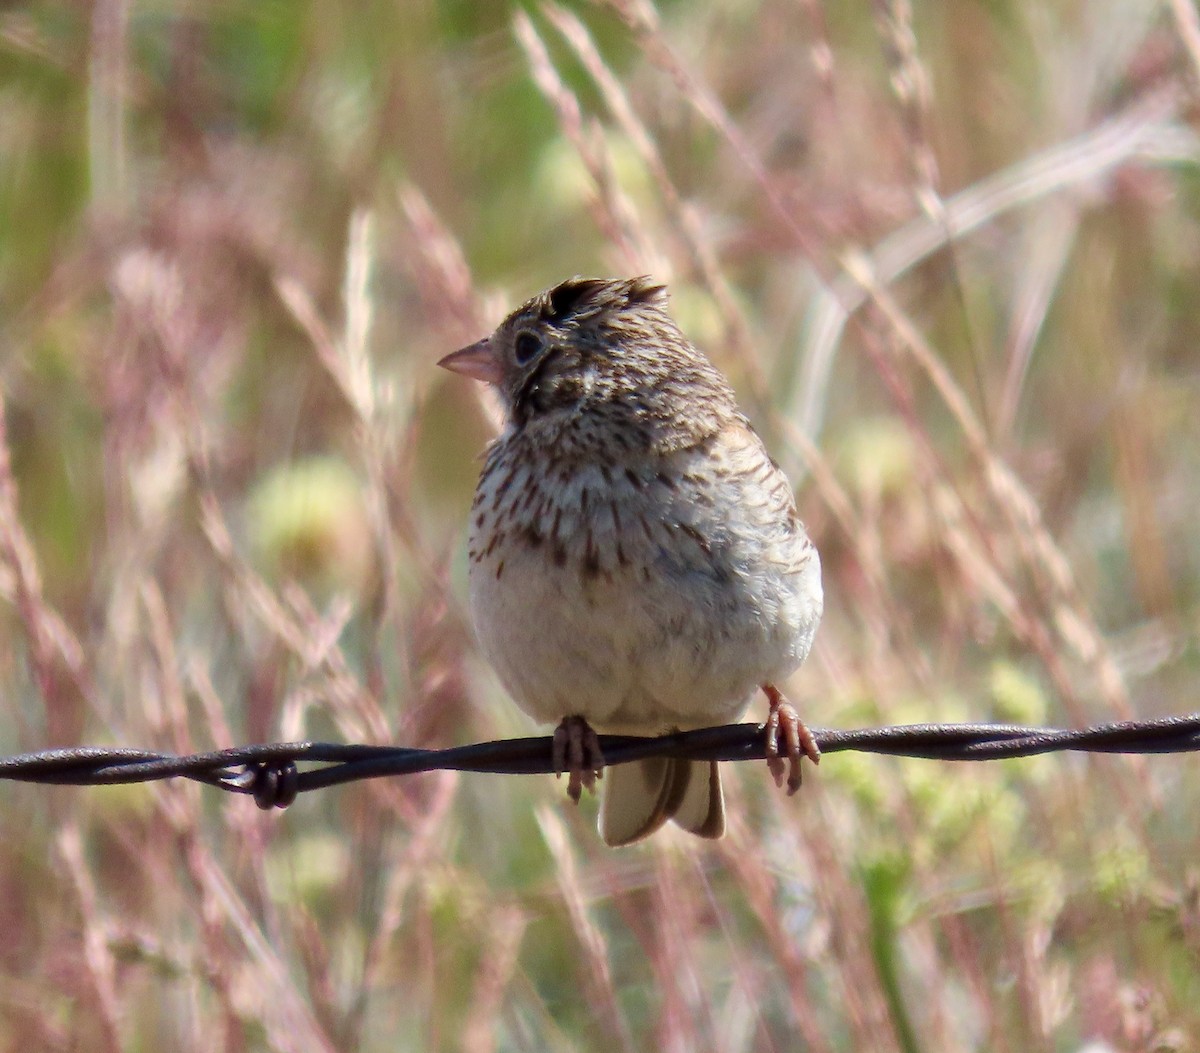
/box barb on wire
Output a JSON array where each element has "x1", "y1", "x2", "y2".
[{"x1": 0, "y1": 715, "x2": 1196, "y2": 809}]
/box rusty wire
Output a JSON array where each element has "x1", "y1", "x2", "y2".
[{"x1": 0, "y1": 714, "x2": 1195, "y2": 809}]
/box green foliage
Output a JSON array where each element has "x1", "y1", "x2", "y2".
[{"x1": 1, "y1": 0, "x2": 1198, "y2": 1050}]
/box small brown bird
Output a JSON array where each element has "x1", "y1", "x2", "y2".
[{"x1": 439, "y1": 277, "x2": 823, "y2": 845}]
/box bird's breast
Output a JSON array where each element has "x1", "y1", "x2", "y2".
[{"x1": 465, "y1": 438, "x2": 821, "y2": 729}]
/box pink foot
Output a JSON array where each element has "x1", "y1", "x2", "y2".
[
  {"x1": 761, "y1": 684, "x2": 820, "y2": 796},
  {"x1": 552, "y1": 716, "x2": 604, "y2": 803}
]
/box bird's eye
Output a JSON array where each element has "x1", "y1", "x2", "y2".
[{"x1": 514, "y1": 332, "x2": 543, "y2": 365}]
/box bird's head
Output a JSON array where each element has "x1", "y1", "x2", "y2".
[{"x1": 439, "y1": 276, "x2": 734, "y2": 453}]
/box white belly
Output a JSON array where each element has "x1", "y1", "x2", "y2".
[{"x1": 466, "y1": 447, "x2": 822, "y2": 733}]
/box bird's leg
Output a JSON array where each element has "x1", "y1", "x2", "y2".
[
  {"x1": 552, "y1": 715, "x2": 604, "y2": 803},
  {"x1": 761, "y1": 684, "x2": 820, "y2": 796}
]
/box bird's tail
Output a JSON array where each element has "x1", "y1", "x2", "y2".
[{"x1": 599, "y1": 757, "x2": 725, "y2": 846}]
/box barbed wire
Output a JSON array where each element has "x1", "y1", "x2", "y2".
[{"x1": 0, "y1": 714, "x2": 1195, "y2": 810}]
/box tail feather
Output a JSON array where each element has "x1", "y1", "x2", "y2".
[
  {"x1": 599, "y1": 758, "x2": 725, "y2": 846},
  {"x1": 671, "y1": 760, "x2": 725, "y2": 839}
]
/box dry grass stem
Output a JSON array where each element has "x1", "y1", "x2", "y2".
[
  {"x1": 538, "y1": 807, "x2": 638, "y2": 1053},
  {"x1": 514, "y1": 11, "x2": 661, "y2": 278},
  {"x1": 540, "y1": 3, "x2": 759, "y2": 383},
  {"x1": 2, "y1": 1, "x2": 1196, "y2": 1047}
]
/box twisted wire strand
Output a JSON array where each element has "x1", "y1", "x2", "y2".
[{"x1": 0, "y1": 714, "x2": 1195, "y2": 809}]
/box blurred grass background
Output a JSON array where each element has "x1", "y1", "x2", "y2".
[{"x1": 2, "y1": 0, "x2": 1200, "y2": 1049}]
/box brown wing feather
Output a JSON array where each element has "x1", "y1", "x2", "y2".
[{"x1": 719, "y1": 418, "x2": 817, "y2": 577}]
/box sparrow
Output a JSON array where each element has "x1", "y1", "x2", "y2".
[{"x1": 439, "y1": 276, "x2": 822, "y2": 845}]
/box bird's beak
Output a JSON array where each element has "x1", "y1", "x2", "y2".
[{"x1": 437, "y1": 338, "x2": 503, "y2": 386}]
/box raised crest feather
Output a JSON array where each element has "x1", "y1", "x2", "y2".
[
  {"x1": 544, "y1": 277, "x2": 611, "y2": 321},
  {"x1": 540, "y1": 276, "x2": 667, "y2": 323}
]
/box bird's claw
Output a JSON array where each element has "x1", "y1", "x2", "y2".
[
  {"x1": 552, "y1": 716, "x2": 604, "y2": 803},
  {"x1": 762, "y1": 684, "x2": 819, "y2": 796}
]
